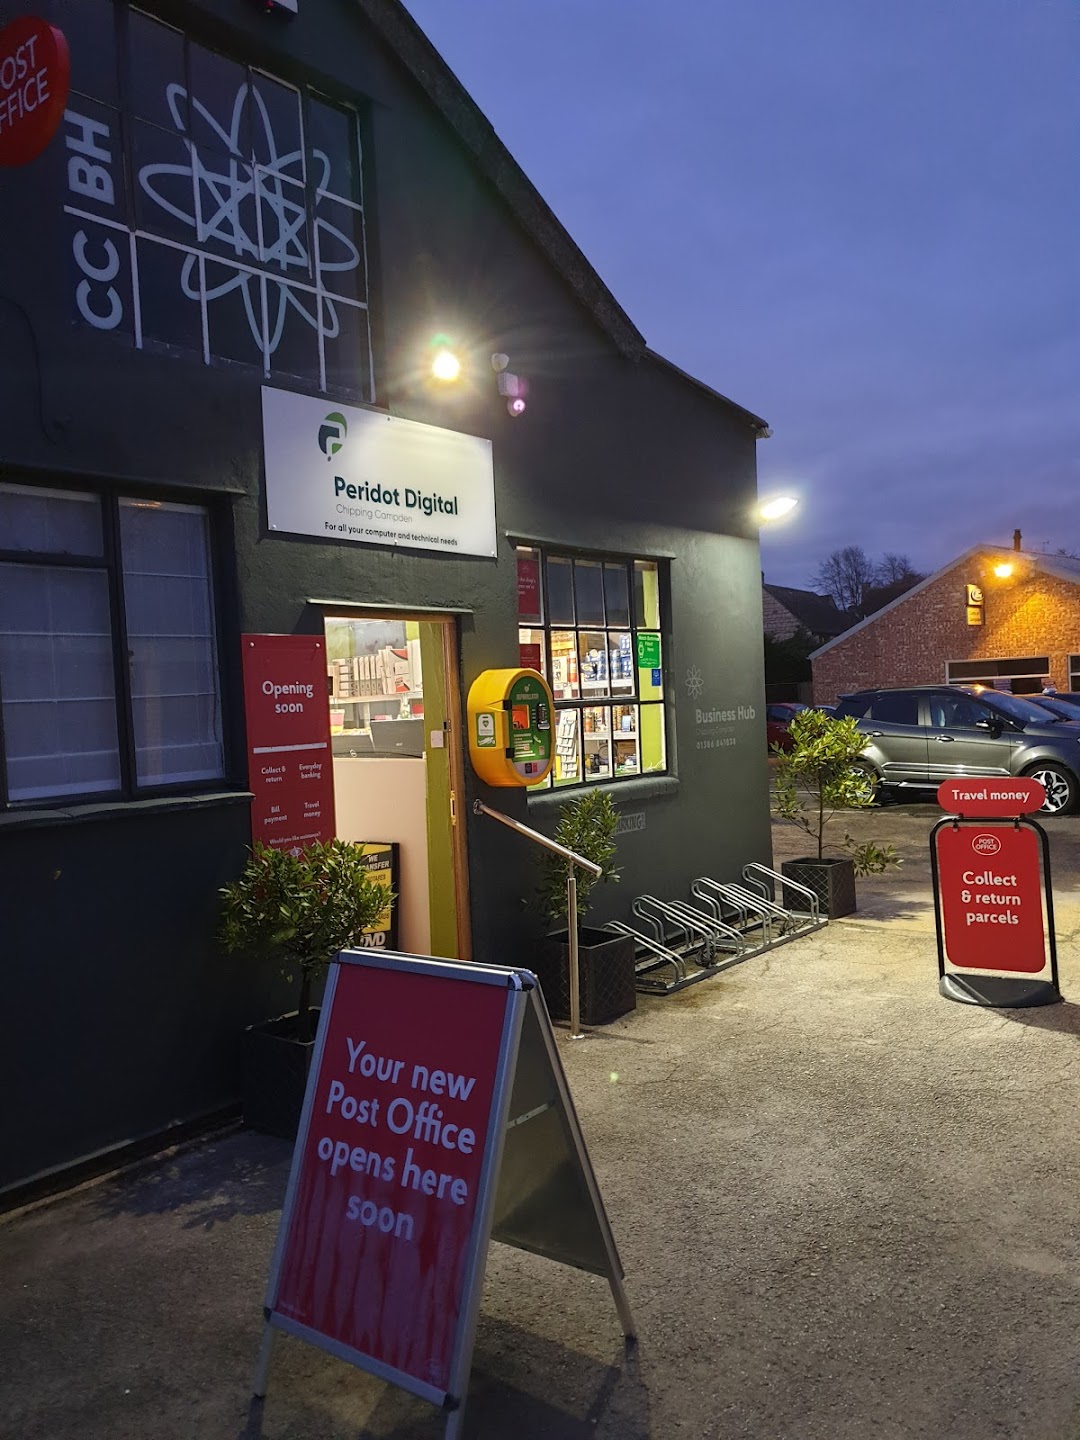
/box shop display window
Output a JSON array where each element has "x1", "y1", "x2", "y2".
[
  {"x1": 0, "y1": 482, "x2": 225, "y2": 805},
  {"x1": 515, "y1": 546, "x2": 668, "y2": 789}
]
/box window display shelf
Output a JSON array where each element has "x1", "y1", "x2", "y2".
[{"x1": 334, "y1": 690, "x2": 423, "y2": 705}]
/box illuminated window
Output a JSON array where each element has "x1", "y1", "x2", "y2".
[{"x1": 516, "y1": 547, "x2": 667, "y2": 789}]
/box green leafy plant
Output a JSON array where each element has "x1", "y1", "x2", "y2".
[
  {"x1": 219, "y1": 840, "x2": 392, "y2": 1043},
  {"x1": 772, "y1": 708, "x2": 901, "y2": 876},
  {"x1": 537, "y1": 789, "x2": 621, "y2": 930}
]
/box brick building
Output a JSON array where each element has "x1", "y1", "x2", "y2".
[
  {"x1": 812, "y1": 542, "x2": 1080, "y2": 703},
  {"x1": 762, "y1": 583, "x2": 855, "y2": 645}
]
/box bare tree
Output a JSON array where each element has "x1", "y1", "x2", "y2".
[
  {"x1": 812, "y1": 546, "x2": 877, "y2": 616},
  {"x1": 876, "y1": 552, "x2": 922, "y2": 586}
]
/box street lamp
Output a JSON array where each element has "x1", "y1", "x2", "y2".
[{"x1": 757, "y1": 495, "x2": 799, "y2": 523}]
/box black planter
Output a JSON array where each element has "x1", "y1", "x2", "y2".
[
  {"x1": 243, "y1": 1009, "x2": 320, "y2": 1140},
  {"x1": 781, "y1": 857, "x2": 857, "y2": 918},
  {"x1": 534, "y1": 928, "x2": 637, "y2": 1026}
]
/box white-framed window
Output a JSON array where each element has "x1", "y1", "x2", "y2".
[
  {"x1": 946, "y1": 657, "x2": 1051, "y2": 695},
  {"x1": 0, "y1": 482, "x2": 225, "y2": 805}
]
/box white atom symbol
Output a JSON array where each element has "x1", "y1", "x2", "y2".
[
  {"x1": 289, "y1": 846, "x2": 303, "y2": 858},
  {"x1": 138, "y1": 82, "x2": 361, "y2": 354},
  {"x1": 685, "y1": 667, "x2": 705, "y2": 699}
]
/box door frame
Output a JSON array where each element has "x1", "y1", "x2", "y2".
[{"x1": 320, "y1": 606, "x2": 472, "y2": 961}]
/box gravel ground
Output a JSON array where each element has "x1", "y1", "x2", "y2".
[{"x1": 4, "y1": 806, "x2": 1080, "y2": 1440}]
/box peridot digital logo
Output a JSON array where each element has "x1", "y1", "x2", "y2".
[{"x1": 318, "y1": 412, "x2": 347, "y2": 460}]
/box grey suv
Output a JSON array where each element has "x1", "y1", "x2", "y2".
[{"x1": 833, "y1": 685, "x2": 1080, "y2": 815}]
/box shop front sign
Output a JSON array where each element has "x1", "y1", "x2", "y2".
[
  {"x1": 0, "y1": 16, "x2": 69, "y2": 167},
  {"x1": 966, "y1": 582, "x2": 983, "y2": 626},
  {"x1": 262, "y1": 386, "x2": 497, "y2": 558},
  {"x1": 255, "y1": 951, "x2": 633, "y2": 1436},
  {"x1": 467, "y1": 668, "x2": 554, "y2": 786},
  {"x1": 241, "y1": 633, "x2": 336, "y2": 852}
]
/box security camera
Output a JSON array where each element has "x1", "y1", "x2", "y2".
[
  {"x1": 490, "y1": 353, "x2": 510, "y2": 373},
  {"x1": 507, "y1": 398, "x2": 526, "y2": 417},
  {"x1": 497, "y1": 371, "x2": 523, "y2": 398}
]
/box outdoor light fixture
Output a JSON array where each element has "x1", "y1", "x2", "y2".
[
  {"x1": 993, "y1": 562, "x2": 1014, "y2": 579},
  {"x1": 431, "y1": 348, "x2": 462, "y2": 383},
  {"x1": 757, "y1": 495, "x2": 799, "y2": 523},
  {"x1": 494, "y1": 356, "x2": 527, "y2": 416}
]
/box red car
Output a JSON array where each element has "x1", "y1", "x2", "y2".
[{"x1": 766, "y1": 702, "x2": 808, "y2": 751}]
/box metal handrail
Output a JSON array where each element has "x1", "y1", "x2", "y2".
[{"x1": 472, "y1": 800, "x2": 601, "y2": 1038}]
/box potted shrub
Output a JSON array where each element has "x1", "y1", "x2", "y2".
[
  {"x1": 772, "y1": 707, "x2": 900, "y2": 917},
  {"x1": 533, "y1": 790, "x2": 637, "y2": 1025},
  {"x1": 219, "y1": 840, "x2": 391, "y2": 1138}
]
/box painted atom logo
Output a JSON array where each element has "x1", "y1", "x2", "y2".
[
  {"x1": 685, "y1": 667, "x2": 704, "y2": 699},
  {"x1": 138, "y1": 82, "x2": 362, "y2": 355}
]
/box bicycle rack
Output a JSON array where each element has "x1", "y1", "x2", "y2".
[
  {"x1": 607, "y1": 863, "x2": 827, "y2": 997},
  {"x1": 741, "y1": 862, "x2": 825, "y2": 936}
]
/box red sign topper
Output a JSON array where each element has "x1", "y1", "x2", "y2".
[
  {"x1": 0, "y1": 17, "x2": 70, "y2": 168},
  {"x1": 937, "y1": 777, "x2": 1046, "y2": 817},
  {"x1": 934, "y1": 823, "x2": 1047, "y2": 974},
  {"x1": 268, "y1": 958, "x2": 511, "y2": 1396},
  {"x1": 241, "y1": 634, "x2": 335, "y2": 852}
]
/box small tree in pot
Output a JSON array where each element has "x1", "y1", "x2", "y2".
[
  {"x1": 772, "y1": 708, "x2": 899, "y2": 917},
  {"x1": 220, "y1": 840, "x2": 391, "y2": 1136},
  {"x1": 534, "y1": 790, "x2": 636, "y2": 1025}
]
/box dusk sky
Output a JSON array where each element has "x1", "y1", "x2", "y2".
[{"x1": 402, "y1": 0, "x2": 1079, "y2": 589}]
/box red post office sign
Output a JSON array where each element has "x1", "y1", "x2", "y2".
[
  {"x1": 934, "y1": 823, "x2": 1046, "y2": 973},
  {"x1": 268, "y1": 957, "x2": 515, "y2": 1398},
  {"x1": 936, "y1": 777, "x2": 1046, "y2": 818},
  {"x1": 241, "y1": 633, "x2": 335, "y2": 852},
  {"x1": 256, "y1": 952, "x2": 635, "y2": 1434},
  {"x1": 0, "y1": 16, "x2": 70, "y2": 167}
]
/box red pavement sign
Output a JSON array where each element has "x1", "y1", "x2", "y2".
[
  {"x1": 934, "y1": 823, "x2": 1046, "y2": 974},
  {"x1": 241, "y1": 634, "x2": 335, "y2": 852},
  {"x1": 256, "y1": 952, "x2": 636, "y2": 1437},
  {"x1": 268, "y1": 960, "x2": 510, "y2": 1396},
  {"x1": 936, "y1": 777, "x2": 1045, "y2": 818}
]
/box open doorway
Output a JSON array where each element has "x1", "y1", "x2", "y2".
[{"x1": 323, "y1": 612, "x2": 469, "y2": 959}]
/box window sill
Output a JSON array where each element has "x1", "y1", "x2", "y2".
[
  {"x1": 527, "y1": 774, "x2": 679, "y2": 810},
  {"x1": 0, "y1": 790, "x2": 254, "y2": 832}
]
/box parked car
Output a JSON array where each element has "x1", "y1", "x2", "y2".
[
  {"x1": 832, "y1": 684, "x2": 1080, "y2": 814},
  {"x1": 1028, "y1": 694, "x2": 1080, "y2": 723},
  {"x1": 813, "y1": 704, "x2": 837, "y2": 718},
  {"x1": 766, "y1": 702, "x2": 808, "y2": 751}
]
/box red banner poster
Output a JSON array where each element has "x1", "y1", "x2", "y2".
[
  {"x1": 269, "y1": 960, "x2": 510, "y2": 1394},
  {"x1": 518, "y1": 642, "x2": 542, "y2": 673},
  {"x1": 516, "y1": 554, "x2": 540, "y2": 620},
  {"x1": 241, "y1": 634, "x2": 335, "y2": 852},
  {"x1": 935, "y1": 823, "x2": 1046, "y2": 973}
]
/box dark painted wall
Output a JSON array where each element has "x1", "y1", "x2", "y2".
[{"x1": 0, "y1": 0, "x2": 769, "y2": 1192}]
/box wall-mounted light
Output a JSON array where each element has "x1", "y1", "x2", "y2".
[
  {"x1": 431, "y1": 347, "x2": 462, "y2": 383},
  {"x1": 493, "y1": 355, "x2": 527, "y2": 416},
  {"x1": 993, "y1": 562, "x2": 1013, "y2": 579},
  {"x1": 757, "y1": 495, "x2": 799, "y2": 523}
]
